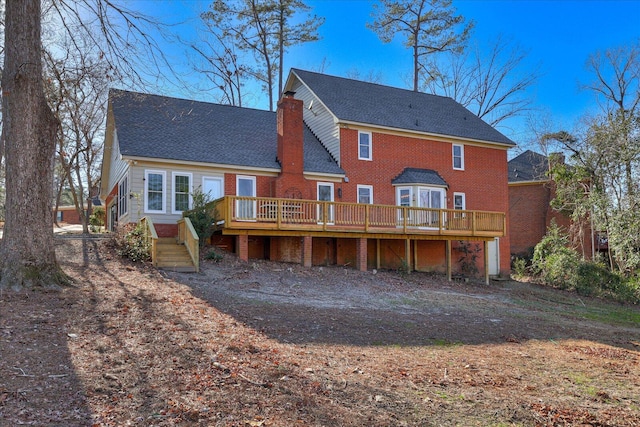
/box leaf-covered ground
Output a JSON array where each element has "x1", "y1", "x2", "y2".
[{"x1": 1, "y1": 236, "x2": 639, "y2": 426}]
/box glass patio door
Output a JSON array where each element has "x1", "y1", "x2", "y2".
[
  {"x1": 236, "y1": 176, "x2": 256, "y2": 220},
  {"x1": 317, "y1": 183, "x2": 334, "y2": 223}
]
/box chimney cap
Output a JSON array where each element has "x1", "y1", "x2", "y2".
[{"x1": 284, "y1": 90, "x2": 296, "y2": 98}]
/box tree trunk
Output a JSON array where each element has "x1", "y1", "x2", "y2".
[{"x1": 0, "y1": 0, "x2": 66, "y2": 289}]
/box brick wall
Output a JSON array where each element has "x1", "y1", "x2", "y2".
[
  {"x1": 509, "y1": 181, "x2": 592, "y2": 259},
  {"x1": 337, "y1": 128, "x2": 511, "y2": 276}
]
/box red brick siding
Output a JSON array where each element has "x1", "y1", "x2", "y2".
[
  {"x1": 155, "y1": 223, "x2": 178, "y2": 238},
  {"x1": 509, "y1": 183, "x2": 550, "y2": 257},
  {"x1": 56, "y1": 207, "x2": 83, "y2": 224},
  {"x1": 509, "y1": 182, "x2": 592, "y2": 259},
  {"x1": 338, "y1": 128, "x2": 511, "y2": 276}
]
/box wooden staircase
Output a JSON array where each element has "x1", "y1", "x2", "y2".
[{"x1": 155, "y1": 237, "x2": 198, "y2": 272}]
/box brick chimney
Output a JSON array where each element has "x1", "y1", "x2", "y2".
[
  {"x1": 277, "y1": 91, "x2": 304, "y2": 176},
  {"x1": 273, "y1": 91, "x2": 310, "y2": 199}
]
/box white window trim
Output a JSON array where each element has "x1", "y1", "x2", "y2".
[
  {"x1": 172, "y1": 172, "x2": 193, "y2": 214},
  {"x1": 453, "y1": 192, "x2": 466, "y2": 210},
  {"x1": 236, "y1": 175, "x2": 256, "y2": 197},
  {"x1": 144, "y1": 169, "x2": 166, "y2": 214},
  {"x1": 358, "y1": 131, "x2": 372, "y2": 161},
  {"x1": 357, "y1": 184, "x2": 374, "y2": 204},
  {"x1": 453, "y1": 144, "x2": 465, "y2": 170},
  {"x1": 396, "y1": 186, "x2": 413, "y2": 207},
  {"x1": 118, "y1": 174, "x2": 128, "y2": 219},
  {"x1": 317, "y1": 182, "x2": 334, "y2": 202}
]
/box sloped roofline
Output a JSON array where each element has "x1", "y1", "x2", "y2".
[{"x1": 286, "y1": 68, "x2": 517, "y2": 148}]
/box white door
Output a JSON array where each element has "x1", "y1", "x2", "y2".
[
  {"x1": 487, "y1": 238, "x2": 500, "y2": 276},
  {"x1": 418, "y1": 188, "x2": 442, "y2": 227},
  {"x1": 202, "y1": 177, "x2": 223, "y2": 201},
  {"x1": 236, "y1": 176, "x2": 256, "y2": 220}
]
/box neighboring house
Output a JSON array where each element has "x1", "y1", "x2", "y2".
[
  {"x1": 54, "y1": 206, "x2": 83, "y2": 225},
  {"x1": 100, "y1": 69, "x2": 515, "y2": 278},
  {"x1": 508, "y1": 150, "x2": 593, "y2": 259}
]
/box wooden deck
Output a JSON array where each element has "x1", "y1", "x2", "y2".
[{"x1": 208, "y1": 196, "x2": 505, "y2": 240}]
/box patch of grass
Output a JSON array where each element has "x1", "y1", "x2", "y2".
[{"x1": 580, "y1": 305, "x2": 640, "y2": 325}]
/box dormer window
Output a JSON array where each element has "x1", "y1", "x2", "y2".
[{"x1": 358, "y1": 131, "x2": 372, "y2": 161}]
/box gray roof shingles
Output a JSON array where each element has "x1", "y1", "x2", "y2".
[
  {"x1": 110, "y1": 89, "x2": 344, "y2": 175},
  {"x1": 508, "y1": 150, "x2": 549, "y2": 182},
  {"x1": 292, "y1": 69, "x2": 515, "y2": 147},
  {"x1": 392, "y1": 168, "x2": 448, "y2": 186}
]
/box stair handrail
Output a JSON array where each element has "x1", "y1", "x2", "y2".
[
  {"x1": 177, "y1": 217, "x2": 199, "y2": 273},
  {"x1": 140, "y1": 216, "x2": 159, "y2": 266}
]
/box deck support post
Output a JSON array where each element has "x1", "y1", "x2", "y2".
[
  {"x1": 376, "y1": 239, "x2": 381, "y2": 270},
  {"x1": 446, "y1": 240, "x2": 452, "y2": 281},
  {"x1": 484, "y1": 240, "x2": 490, "y2": 285},
  {"x1": 302, "y1": 236, "x2": 313, "y2": 268},
  {"x1": 356, "y1": 238, "x2": 367, "y2": 272},
  {"x1": 237, "y1": 235, "x2": 249, "y2": 262},
  {"x1": 405, "y1": 239, "x2": 411, "y2": 273},
  {"x1": 413, "y1": 240, "x2": 418, "y2": 272}
]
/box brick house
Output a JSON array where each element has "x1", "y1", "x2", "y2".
[
  {"x1": 508, "y1": 150, "x2": 593, "y2": 259},
  {"x1": 100, "y1": 69, "x2": 515, "y2": 279}
]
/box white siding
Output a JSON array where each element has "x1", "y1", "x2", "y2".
[
  {"x1": 107, "y1": 130, "x2": 129, "y2": 194},
  {"x1": 292, "y1": 81, "x2": 341, "y2": 165},
  {"x1": 127, "y1": 162, "x2": 226, "y2": 225}
]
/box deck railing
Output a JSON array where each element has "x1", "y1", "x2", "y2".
[
  {"x1": 140, "y1": 216, "x2": 159, "y2": 265},
  {"x1": 177, "y1": 217, "x2": 200, "y2": 273},
  {"x1": 207, "y1": 196, "x2": 505, "y2": 237}
]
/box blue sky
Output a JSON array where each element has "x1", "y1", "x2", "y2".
[{"x1": 133, "y1": 0, "x2": 640, "y2": 148}]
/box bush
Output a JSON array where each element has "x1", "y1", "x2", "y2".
[
  {"x1": 113, "y1": 224, "x2": 150, "y2": 262},
  {"x1": 205, "y1": 249, "x2": 223, "y2": 262},
  {"x1": 184, "y1": 189, "x2": 216, "y2": 247},
  {"x1": 537, "y1": 247, "x2": 580, "y2": 289},
  {"x1": 90, "y1": 206, "x2": 105, "y2": 227},
  {"x1": 512, "y1": 257, "x2": 528, "y2": 278},
  {"x1": 532, "y1": 223, "x2": 638, "y2": 303}
]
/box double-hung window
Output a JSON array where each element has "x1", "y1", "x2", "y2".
[
  {"x1": 358, "y1": 131, "x2": 372, "y2": 161},
  {"x1": 453, "y1": 193, "x2": 466, "y2": 210},
  {"x1": 357, "y1": 185, "x2": 373, "y2": 204},
  {"x1": 118, "y1": 175, "x2": 128, "y2": 218},
  {"x1": 145, "y1": 170, "x2": 166, "y2": 213},
  {"x1": 172, "y1": 172, "x2": 192, "y2": 214},
  {"x1": 453, "y1": 144, "x2": 464, "y2": 170}
]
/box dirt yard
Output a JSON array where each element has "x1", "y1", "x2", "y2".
[{"x1": 1, "y1": 237, "x2": 639, "y2": 426}]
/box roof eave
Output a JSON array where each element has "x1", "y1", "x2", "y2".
[{"x1": 337, "y1": 119, "x2": 515, "y2": 149}]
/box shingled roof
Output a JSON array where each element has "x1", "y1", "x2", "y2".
[
  {"x1": 109, "y1": 89, "x2": 344, "y2": 175},
  {"x1": 508, "y1": 150, "x2": 549, "y2": 182},
  {"x1": 290, "y1": 69, "x2": 516, "y2": 147},
  {"x1": 391, "y1": 168, "x2": 448, "y2": 187}
]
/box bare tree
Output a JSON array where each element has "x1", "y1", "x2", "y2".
[
  {"x1": 202, "y1": 0, "x2": 322, "y2": 110},
  {"x1": 1, "y1": 0, "x2": 180, "y2": 289},
  {"x1": 368, "y1": 0, "x2": 473, "y2": 92},
  {"x1": 424, "y1": 35, "x2": 540, "y2": 127},
  {"x1": 45, "y1": 42, "x2": 107, "y2": 234},
  {"x1": 583, "y1": 42, "x2": 640, "y2": 199},
  {"x1": 1, "y1": 0, "x2": 61, "y2": 288}
]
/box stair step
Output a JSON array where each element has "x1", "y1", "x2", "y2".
[{"x1": 152, "y1": 237, "x2": 197, "y2": 273}]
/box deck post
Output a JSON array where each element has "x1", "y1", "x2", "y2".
[
  {"x1": 446, "y1": 240, "x2": 452, "y2": 281},
  {"x1": 413, "y1": 240, "x2": 418, "y2": 272},
  {"x1": 405, "y1": 238, "x2": 411, "y2": 273},
  {"x1": 302, "y1": 236, "x2": 313, "y2": 268},
  {"x1": 484, "y1": 240, "x2": 490, "y2": 285},
  {"x1": 237, "y1": 234, "x2": 249, "y2": 262},
  {"x1": 376, "y1": 239, "x2": 381, "y2": 269},
  {"x1": 356, "y1": 238, "x2": 368, "y2": 272}
]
